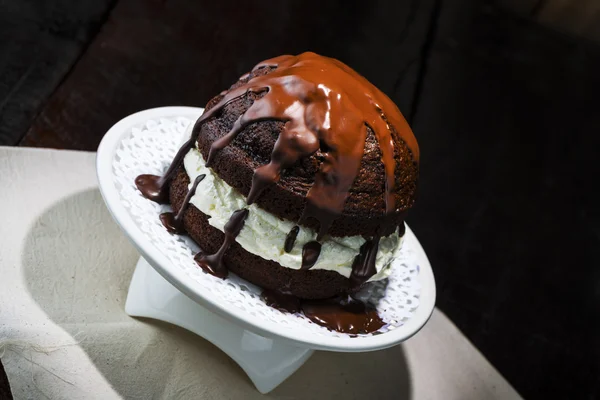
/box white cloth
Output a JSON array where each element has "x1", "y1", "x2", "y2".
[{"x1": 0, "y1": 147, "x2": 521, "y2": 399}]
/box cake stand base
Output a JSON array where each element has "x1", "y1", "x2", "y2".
[{"x1": 125, "y1": 257, "x2": 314, "y2": 394}]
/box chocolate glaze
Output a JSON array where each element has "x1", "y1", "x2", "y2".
[
  {"x1": 302, "y1": 295, "x2": 385, "y2": 335},
  {"x1": 194, "y1": 209, "x2": 249, "y2": 278},
  {"x1": 284, "y1": 225, "x2": 300, "y2": 253},
  {"x1": 350, "y1": 236, "x2": 381, "y2": 288},
  {"x1": 135, "y1": 174, "x2": 169, "y2": 204},
  {"x1": 262, "y1": 290, "x2": 385, "y2": 335},
  {"x1": 135, "y1": 52, "x2": 414, "y2": 297},
  {"x1": 203, "y1": 53, "x2": 417, "y2": 237},
  {"x1": 261, "y1": 289, "x2": 301, "y2": 313},
  {"x1": 133, "y1": 86, "x2": 264, "y2": 203},
  {"x1": 160, "y1": 174, "x2": 205, "y2": 234},
  {"x1": 301, "y1": 241, "x2": 321, "y2": 270},
  {"x1": 136, "y1": 52, "x2": 416, "y2": 225}
]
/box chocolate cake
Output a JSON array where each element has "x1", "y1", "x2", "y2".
[{"x1": 135, "y1": 52, "x2": 419, "y2": 333}]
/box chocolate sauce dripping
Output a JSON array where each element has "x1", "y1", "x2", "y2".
[
  {"x1": 137, "y1": 53, "x2": 418, "y2": 242},
  {"x1": 301, "y1": 241, "x2": 321, "y2": 270},
  {"x1": 301, "y1": 296, "x2": 386, "y2": 335},
  {"x1": 262, "y1": 290, "x2": 386, "y2": 335},
  {"x1": 349, "y1": 236, "x2": 381, "y2": 288},
  {"x1": 135, "y1": 87, "x2": 265, "y2": 203},
  {"x1": 206, "y1": 53, "x2": 417, "y2": 237},
  {"x1": 159, "y1": 174, "x2": 205, "y2": 234},
  {"x1": 261, "y1": 289, "x2": 301, "y2": 313},
  {"x1": 135, "y1": 174, "x2": 169, "y2": 204},
  {"x1": 194, "y1": 209, "x2": 249, "y2": 278},
  {"x1": 252, "y1": 54, "x2": 418, "y2": 222},
  {"x1": 301, "y1": 202, "x2": 337, "y2": 241},
  {"x1": 284, "y1": 226, "x2": 300, "y2": 253},
  {"x1": 136, "y1": 53, "x2": 414, "y2": 303}
]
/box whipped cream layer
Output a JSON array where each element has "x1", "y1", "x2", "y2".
[{"x1": 182, "y1": 148, "x2": 403, "y2": 281}]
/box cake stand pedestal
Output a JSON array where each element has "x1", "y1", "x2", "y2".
[{"x1": 125, "y1": 257, "x2": 314, "y2": 394}]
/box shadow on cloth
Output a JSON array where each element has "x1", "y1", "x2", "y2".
[{"x1": 22, "y1": 188, "x2": 412, "y2": 399}]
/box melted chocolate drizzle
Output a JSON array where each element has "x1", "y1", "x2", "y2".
[
  {"x1": 262, "y1": 289, "x2": 385, "y2": 335},
  {"x1": 301, "y1": 241, "x2": 321, "y2": 270},
  {"x1": 350, "y1": 236, "x2": 381, "y2": 288},
  {"x1": 135, "y1": 174, "x2": 169, "y2": 204},
  {"x1": 284, "y1": 225, "x2": 300, "y2": 253},
  {"x1": 134, "y1": 53, "x2": 416, "y2": 333},
  {"x1": 137, "y1": 52, "x2": 417, "y2": 234},
  {"x1": 160, "y1": 174, "x2": 206, "y2": 234},
  {"x1": 194, "y1": 209, "x2": 249, "y2": 278},
  {"x1": 261, "y1": 289, "x2": 301, "y2": 314},
  {"x1": 302, "y1": 295, "x2": 385, "y2": 335}
]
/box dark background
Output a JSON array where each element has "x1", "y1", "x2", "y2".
[{"x1": 1, "y1": 0, "x2": 599, "y2": 399}]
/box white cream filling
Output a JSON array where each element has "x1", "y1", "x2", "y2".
[{"x1": 183, "y1": 148, "x2": 402, "y2": 281}]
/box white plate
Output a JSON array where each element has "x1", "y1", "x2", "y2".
[{"x1": 96, "y1": 106, "x2": 436, "y2": 352}]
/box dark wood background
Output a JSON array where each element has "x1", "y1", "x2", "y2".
[{"x1": 2, "y1": 0, "x2": 599, "y2": 399}]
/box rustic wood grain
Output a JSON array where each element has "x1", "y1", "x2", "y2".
[
  {"x1": 19, "y1": 0, "x2": 435, "y2": 150},
  {"x1": 0, "y1": 0, "x2": 116, "y2": 146},
  {"x1": 409, "y1": 3, "x2": 600, "y2": 399}
]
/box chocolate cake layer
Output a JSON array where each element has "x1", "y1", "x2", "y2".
[{"x1": 194, "y1": 66, "x2": 418, "y2": 237}]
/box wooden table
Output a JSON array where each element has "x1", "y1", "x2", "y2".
[{"x1": 2, "y1": 1, "x2": 600, "y2": 398}]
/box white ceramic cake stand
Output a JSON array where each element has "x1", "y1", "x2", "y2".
[{"x1": 96, "y1": 107, "x2": 436, "y2": 394}]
